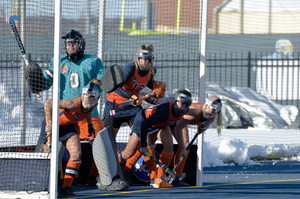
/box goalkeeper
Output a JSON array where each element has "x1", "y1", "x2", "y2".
[
  {"x1": 25, "y1": 30, "x2": 125, "y2": 190},
  {"x1": 44, "y1": 80, "x2": 101, "y2": 197},
  {"x1": 101, "y1": 44, "x2": 166, "y2": 185}
]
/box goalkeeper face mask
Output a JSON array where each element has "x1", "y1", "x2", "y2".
[
  {"x1": 65, "y1": 40, "x2": 80, "y2": 54},
  {"x1": 82, "y1": 83, "x2": 101, "y2": 109},
  {"x1": 202, "y1": 98, "x2": 222, "y2": 119}
]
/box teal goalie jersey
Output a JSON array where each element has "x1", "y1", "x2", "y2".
[{"x1": 43, "y1": 54, "x2": 104, "y2": 117}]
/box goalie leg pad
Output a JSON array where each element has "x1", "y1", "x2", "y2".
[
  {"x1": 92, "y1": 126, "x2": 129, "y2": 191},
  {"x1": 100, "y1": 64, "x2": 125, "y2": 93}
]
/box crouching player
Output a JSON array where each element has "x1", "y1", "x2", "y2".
[
  {"x1": 117, "y1": 90, "x2": 192, "y2": 188},
  {"x1": 171, "y1": 96, "x2": 222, "y2": 186},
  {"x1": 44, "y1": 79, "x2": 101, "y2": 197}
]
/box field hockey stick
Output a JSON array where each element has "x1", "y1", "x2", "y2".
[
  {"x1": 47, "y1": 133, "x2": 52, "y2": 152},
  {"x1": 172, "y1": 127, "x2": 204, "y2": 173},
  {"x1": 144, "y1": 151, "x2": 185, "y2": 184},
  {"x1": 9, "y1": 15, "x2": 29, "y2": 66},
  {"x1": 112, "y1": 93, "x2": 156, "y2": 110},
  {"x1": 9, "y1": 15, "x2": 42, "y2": 99}
]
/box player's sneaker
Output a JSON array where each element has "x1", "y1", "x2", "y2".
[
  {"x1": 86, "y1": 175, "x2": 98, "y2": 186},
  {"x1": 149, "y1": 178, "x2": 156, "y2": 187},
  {"x1": 152, "y1": 175, "x2": 172, "y2": 188},
  {"x1": 121, "y1": 168, "x2": 133, "y2": 185},
  {"x1": 58, "y1": 187, "x2": 76, "y2": 198},
  {"x1": 171, "y1": 179, "x2": 189, "y2": 187}
]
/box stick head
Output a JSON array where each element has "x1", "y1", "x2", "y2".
[
  {"x1": 168, "y1": 172, "x2": 186, "y2": 185},
  {"x1": 9, "y1": 15, "x2": 19, "y2": 24}
]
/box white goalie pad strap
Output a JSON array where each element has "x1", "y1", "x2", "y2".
[{"x1": 92, "y1": 126, "x2": 123, "y2": 186}]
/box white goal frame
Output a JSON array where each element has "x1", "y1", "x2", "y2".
[{"x1": 197, "y1": 0, "x2": 209, "y2": 186}]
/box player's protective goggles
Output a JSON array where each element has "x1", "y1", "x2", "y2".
[
  {"x1": 136, "y1": 50, "x2": 155, "y2": 63},
  {"x1": 82, "y1": 83, "x2": 101, "y2": 100},
  {"x1": 204, "y1": 99, "x2": 222, "y2": 113}
]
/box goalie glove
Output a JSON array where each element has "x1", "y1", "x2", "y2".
[
  {"x1": 129, "y1": 94, "x2": 143, "y2": 106},
  {"x1": 87, "y1": 124, "x2": 96, "y2": 140},
  {"x1": 151, "y1": 81, "x2": 166, "y2": 98},
  {"x1": 24, "y1": 62, "x2": 45, "y2": 93}
]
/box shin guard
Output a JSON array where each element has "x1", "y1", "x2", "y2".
[
  {"x1": 143, "y1": 148, "x2": 158, "y2": 180},
  {"x1": 156, "y1": 150, "x2": 174, "y2": 179},
  {"x1": 124, "y1": 147, "x2": 142, "y2": 172},
  {"x1": 174, "y1": 149, "x2": 190, "y2": 176}
]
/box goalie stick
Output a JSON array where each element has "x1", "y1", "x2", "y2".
[
  {"x1": 112, "y1": 93, "x2": 156, "y2": 110},
  {"x1": 9, "y1": 15, "x2": 29, "y2": 66},
  {"x1": 9, "y1": 15, "x2": 43, "y2": 99}
]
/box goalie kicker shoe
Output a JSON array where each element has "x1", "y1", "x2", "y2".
[
  {"x1": 96, "y1": 176, "x2": 129, "y2": 191},
  {"x1": 58, "y1": 187, "x2": 76, "y2": 198},
  {"x1": 152, "y1": 175, "x2": 172, "y2": 188}
]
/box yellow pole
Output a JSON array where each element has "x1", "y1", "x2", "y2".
[
  {"x1": 119, "y1": 0, "x2": 126, "y2": 31},
  {"x1": 132, "y1": 22, "x2": 136, "y2": 30},
  {"x1": 176, "y1": 0, "x2": 181, "y2": 34}
]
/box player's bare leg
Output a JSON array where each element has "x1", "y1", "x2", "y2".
[{"x1": 59, "y1": 134, "x2": 81, "y2": 197}]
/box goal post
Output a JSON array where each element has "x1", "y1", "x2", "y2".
[
  {"x1": 1, "y1": 0, "x2": 105, "y2": 198},
  {"x1": 197, "y1": 0, "x2": 209, "y2": 187},
  {"x1": 49, "y1": 0, "x2": 62, "y2": 198}
]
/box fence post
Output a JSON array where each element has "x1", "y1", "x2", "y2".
[{"x1": 247, "y1": 51, "x2": 251, "y2": 88}]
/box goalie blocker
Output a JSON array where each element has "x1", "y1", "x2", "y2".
[
  {"x1": 24, "y1": 64, "x2": 125, "y2": 94},
  {"x1": 92, "y1": 126, "x2": 129, "y2": 191}
]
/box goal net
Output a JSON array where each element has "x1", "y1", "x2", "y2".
[
  {"x1": 0, "y1": 0, "x2": 300, "y2": 198},
  {"x1": 1, "y1": 0, "x2": 103, "y2": 198}
]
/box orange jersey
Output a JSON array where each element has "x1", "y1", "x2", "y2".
[
  {"x1": 59, "y1": 97, "x2": 94, "y2": 126},
  {"x1": 107, "y1": 63, "x2": 152, "y2": 103},
  {"x1": 145, "y1": 101, "x2": 183, "y2": 128},
  {"x1": 189, "y1": 103, "x2": 204, "y2": 126}
]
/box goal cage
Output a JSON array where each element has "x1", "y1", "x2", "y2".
[{"x1": 0, "y1": 0, "x2": 300, "y2": 198}]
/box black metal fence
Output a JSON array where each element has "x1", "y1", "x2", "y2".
[{"x1": 1, "y1": 52, "x2": 299, "y2": 109}]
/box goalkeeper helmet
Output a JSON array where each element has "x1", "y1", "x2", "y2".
[
  {"x1": 82, "y1": 82, "x2": 101, "y2": 109},
  {"x1": 275, "y1": 39, "x2": 293, "y2": 56},
  {"x1": 62, "y1": 30, "x2": 86, "y2": 62},
  {"x1": 136, "y1": 44, "x2": 155, "y2": 71},
  {"x1": 202, "y1": 96, "x2": 222, "y2": 119},
  {"x1": 173, "y1": 90, "x2": 192, "y2": 115}
]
